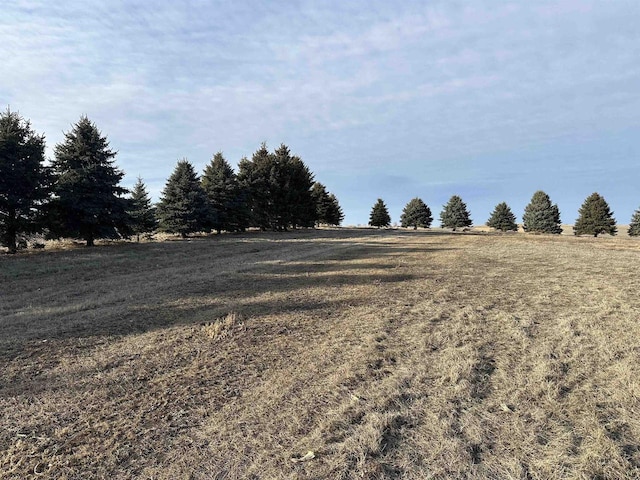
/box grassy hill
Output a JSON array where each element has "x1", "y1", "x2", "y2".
[{"x1": 2, "y1": 229, "x2": 640, "y2": 479}]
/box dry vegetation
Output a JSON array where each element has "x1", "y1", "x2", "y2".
[{"x1": 2, "y1": 229, "x2": 640, "y2": 479}]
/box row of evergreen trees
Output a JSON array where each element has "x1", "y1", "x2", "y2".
[
  {"x1": 0, "y1": 110, "x2": 343, "y2": 253},
  {"x1": 153, "y1": 144, "x2": 343, "y2": 238},
  {"x1": 370, "y1": 192, "x2": 639, "y2": 237}
]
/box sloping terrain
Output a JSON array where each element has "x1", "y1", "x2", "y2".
[{"x1": 2, "y1": 229, "x2": 640, "y2": 479}]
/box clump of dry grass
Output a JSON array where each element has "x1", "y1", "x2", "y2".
[
  {"x1": 201, "y1": 312, "x2": 242, "y2": 340},
  {"x1": 2, "y1": 229, "x2": 640, "y2": 479}
]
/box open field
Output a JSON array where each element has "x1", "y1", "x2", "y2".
[{"x1": 2, "y1": 229, "x2": 640, "y2": 479}]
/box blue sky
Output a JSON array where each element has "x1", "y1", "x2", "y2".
[{"x1": 2, "y1": 1, "x2": 639, "y2": 226}]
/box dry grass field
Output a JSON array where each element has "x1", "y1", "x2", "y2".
[{"x1": 2, "y1": 229, "x2": 640, "y2": 479}]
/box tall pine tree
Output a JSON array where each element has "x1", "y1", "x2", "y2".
[
  {"x1": 231, "y1": 157, "x2": 252, "y2": 232},
  {"x1": 128, "y1": 177, "x2": 157, "y2": 241},
  {"x1": 269, "y1": 144, "x2": 291, "y2": 230},
  {"x1": 369, "y1": 199, "x2": 391, "y2": 228},
  {"x1": 574, "y1": 192, "x2": 616, "y2": 237},
  {"x1": 284, "y1": 153, "x2": 316, "y2": 229},
  {"x1": 49, "y1": 116, "x2": 130, "y2": 246},
  {"x1": 400, "y1": 198, "x2": 432, "y2": 229},
  {"x1": 238, "y1": 143, "x2": 316, "y2": 231},
  {"x1": 0, "y1": 108, "x2": 50, "y2": 253},
  {"x1": 237, "y1": 144, "x2": 273, "y2": 230},
  {"x1": 268, "y1": 144, "x2": 315, "y2": 230},
  {"x1": 201, "y1": 152, "x2": 242, "y2": 233},
  {"x1": 522, "y1": 191, "x2": 562, "y2": 234},
  {"x1": 440, "y1": 195, "x2": 472, "y2": 231},
  {"x1": 629, "y1": 208, "x2": 640, "y2": 237},
  {"x1": 156, "y1": 160, "x2": 209, "y2": 237},
  {"x1": 486, "y1": 202, "x2": 518, "y2": 232}
]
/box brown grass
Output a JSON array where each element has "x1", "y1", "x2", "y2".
[{"x1": 2, "y1": 229, "x2": 640, "y2": 479}]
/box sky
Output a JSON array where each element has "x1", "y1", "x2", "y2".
[{"x1": 2, "y1": 0, "x2": 639, "y2": 226}]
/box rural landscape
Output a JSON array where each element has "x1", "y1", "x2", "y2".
[
  {"x1": 3, "y1": 2, "x2": 640, "y2": 479},
  {"x1": 2, "y1": 95, "x2": 640, "y2": 480},
  {"x1": 2, "y1": 228, "x2": 640, "y2": 478}
]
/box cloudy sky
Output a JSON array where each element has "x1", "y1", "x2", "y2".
[{"x1": 2, "y1": 1, "x2": 639, "y2": 225}]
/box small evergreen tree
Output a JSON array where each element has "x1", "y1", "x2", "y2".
[
  {"x1": 486, "y1": 202, "x2": 518, "y2": 232},
  {"x1": 574, "y1": 192, "x2": 616, "y2": 237},
  {"x1": 628, "y1": 208, "x2": 640, "y2": 237},
  {"x1": 400, "y1": 198, "x2": 432, "y2": 229},
  {"x1": 369, "y1": 199, "x2": 391, "y2": 228},
  {"x1": 201, "y1": 152, "x2": 242, "y2": 233},
  {"x1": 440, "y1": 195, "x2": 472, "y2": 231},
  {"x1": 325, "y1": 193, "x2": 344, "y2": 226},
  {"x1": 0, "y1": 108, "x2": 50, "y2": 253},
  {"x1": 49, "y1": 116, "x2": 131, "y2": 246},
  {"x1": 522, "y1": 191, "x2": 562, "y2": 234},
  {"x1": 128, "y1": 177, "x2": 157, "y2": 241},
  {"x1": 156, "y1": 160, "x2": 209, "y2": 237}
]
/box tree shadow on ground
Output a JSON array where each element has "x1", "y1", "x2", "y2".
[{"x1": 1, "y1": 228, "x2": 455, "y2": 363}]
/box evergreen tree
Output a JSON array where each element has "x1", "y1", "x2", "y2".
[
  {"x1": 238, "y1": 143, "x2": 316, "y2": 231},
  {"x1": 277, "y1": 147, "x2": 316, "y2": 229},
  {"x1": 128, "y1": 177, "x2": 157, "y2": 241},
  {"x1": 369, "y1": 199, "x2": 391, "y2": 228},
  {"x1": 156, "y1": 160, "x2": 209, "y2": 237},
  {"x1": 49, "y1": 116, "x2": 130, "y2": 246},
  {"x1": 628, "y1": 208, "x2": 640, "y2": 237},
  {"x1": 0, "y1": 108, "x2": 50, "y2": 253},
  {"x1": 269, "y1": 144, "x2": 289, "y2": 230},
  {"x1": 311, "y1": 182, "x2": 343, "y2": 226},
  {"x1": 400, "y1": 198, "x2": 433, "y2": 229},
  {"x1": 574, "y1": 192, "x2": 616, "y2": 237},
  {"x1": 440, "y1": 195, "x2": 472, "y2": 231},
  {"x1": 237, "y1": 143, "x2": 273, "y2": 230},
  {"x1": 486, "y1": 202, "x2": 518, "y2": 232},
  {"x1": 311, "y1": 182, "x2": 332, "y2": 225},
  {"x1": 325, "y1": 193, "x2": 344, "y2": 226},
  {"x1": 201, "y1": 152, "x2": 243, "y2": 233},
  {"x1": 522, "y1": 191, "x2": 562, "y2": 234},
  {"x1": 231, "y1": 157, "x2": 252, "y2": 232}
]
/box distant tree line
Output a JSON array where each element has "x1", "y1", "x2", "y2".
[
  {"x1": 3, "y1": 109, "x2": 639, "y2": 254},
  {"x1": 0, "y1": 110, "x2": 343, "y2": 253},
  {"x1": 370, "y1": 190, "x2": 634, "y2": 238}
]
